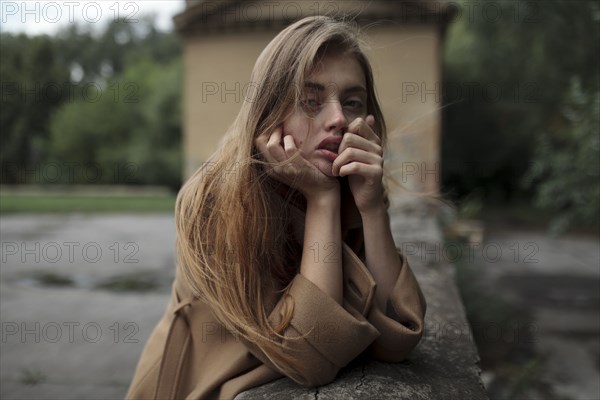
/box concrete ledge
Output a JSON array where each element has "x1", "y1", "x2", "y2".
[{"x1": 237, "y1": 199, "x2": 489, "y2": 399}]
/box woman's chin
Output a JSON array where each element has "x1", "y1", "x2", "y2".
[{"x1": 313, "y1": 159, "x2": 335, "y2": 177}]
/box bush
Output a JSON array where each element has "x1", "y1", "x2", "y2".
[{"x1": 521, "y1": 77, "x2": 600, "y2": 236}]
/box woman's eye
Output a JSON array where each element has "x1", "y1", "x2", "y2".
[
  {"x1": 302, "y1": 97, "x2": 322, "y2": 113},
  {"x1": 343, "y1": 99, "x2": 365, "y2": 111}
]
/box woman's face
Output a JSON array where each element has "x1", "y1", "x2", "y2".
[{"x1": 282, "y1": 51, "x2": 368, "y2": 177}]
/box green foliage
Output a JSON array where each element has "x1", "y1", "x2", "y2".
[
  {"x1": 95, "y1": 273, "x2": 159, "y2": 293},
  {"x1": 0, "y1": 194, "x2": 176, "y2": 214},
  {"x1": 30, "y1": 271, "x2": 74, "y2": 287},
  {"x1": 0, "y1": 17, "x2": 182, "y2": 188},
  {"x1": 521, "y1": 78, "x2": 600, "y2": 235},
  {"x1": 53, "y1": 15, "x2": 181, "y2": 84},
  {"x1": 47, "y1": 59, "x2": 182, "y2": 189},
  {"x1": 442, "y1": 0, "x2": 600, "y2": 212},
  {"x1": 0, "y1": 34, "x2": 70, "y2": 182},
  {"x1": 18, "y1": 367, "x2": 47, "y2": 386},
  {"x1": 120, "y1": 59, "x2": 182, "y2": 188}
]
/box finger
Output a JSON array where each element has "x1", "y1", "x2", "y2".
[
  {"x1": 265, "y1": 126, "x2": 286, "y2": 163},
  {"x1": 255, "y1": 131, "x2": 269, "y2": 156},
  {"x1": 366, "y1": 115, "x2": 376, "y2": 129},
  {"x1": 347, "y1": 117, "x2": 380, "y2": 145},
  {"x1": 255, "y1": 129, "x2": 275, "y2": 160},
  {"x1": 339, "y1": 132, "x2": 382, "y2": 157},
  {"x1": 332, "y1": 148, "x2": 382, "y2": 176},
  {"x1": 338, "y1": 163, "x2": 383, "y2": 180},
  {"x1": 282, "y1": 134, "x2": 299, "y2": 157}
]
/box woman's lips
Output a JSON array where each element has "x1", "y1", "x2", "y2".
[
  {"x1": 316, "y1": 136, "x2": 342, "y2": 162},
  {"x1": 316, "y1": 148, "x2": 338, "y2": 162}
]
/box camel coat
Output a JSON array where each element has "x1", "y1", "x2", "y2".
[{"x1": 126, "y1": 194, "x2": 427, "y2": 400}]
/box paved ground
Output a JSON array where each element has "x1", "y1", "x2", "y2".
[
  {"x1": 1, "y1": 214, "x2": 175, "y2": 399},
  {"x1": 0, "y1": 213, "x2": 598, "y2": 399},
  {"x1": 477, "y1": 227, "x2": 600, "y2": 400}
]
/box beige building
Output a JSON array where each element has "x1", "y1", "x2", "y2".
[{"x1": 174, "y1": 0, "x2": 455, "y2": 198}]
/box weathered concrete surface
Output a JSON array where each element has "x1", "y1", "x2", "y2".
[
  {"x1": 0, "y1": 214, "x2": 175, "y2": 399},
  {"x1": 237, "y1": 199, "x2": 489, "y2": 399}
]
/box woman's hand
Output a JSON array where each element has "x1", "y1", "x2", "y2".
[
  {"x1": 332, "y1": 115, "x2": 385, "y2": 213},
  {"x1": 255, "y1": 126, "x2": 339, "y2": 201}
]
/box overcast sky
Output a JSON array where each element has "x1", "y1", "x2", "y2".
[{"x1": 0, "y1": 0, "x2": 185, "y2": 35}]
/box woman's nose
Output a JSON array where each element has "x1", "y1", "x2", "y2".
[{"x1": 324, "y1": 101, "x2": 347, "y2": 133}]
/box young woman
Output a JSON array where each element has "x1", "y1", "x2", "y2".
[{"x1": 127, "y1": 15, "x2": 426, "y2": 400}]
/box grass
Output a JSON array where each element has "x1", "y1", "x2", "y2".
[
  {"x1": 19, "y1": 368, "x2": 47, "y2": 386},
  {"x1": 30, "y1": 271, "x2": 74, "y2": 287},
  {"x1": 0, "y1": 194, "x2": 176, "y2": 214},
  {"x1": 95, "y1": 274, "x2": 159, "y2": 293}
]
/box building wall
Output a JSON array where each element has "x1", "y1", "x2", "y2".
[
  {"x1": 182, "y1": 19, "x2": 441, "y2": 198},
  {"x1": 366, "y1": 25, "x2": 441, "y2": 197},
  {"x1": 183, "y1": 31, "x2": 274, "y2": 176}
]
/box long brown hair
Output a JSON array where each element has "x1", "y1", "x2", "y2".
[{"x1": 175, "y1": 15, "x2": 386, "y2": 376}]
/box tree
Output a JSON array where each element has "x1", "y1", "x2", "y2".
[
  {"x1": 0, "y1": 33, "x2": 70, "y2": 183},
  {"x1": 47, "y1": 59, "x2": 182, "y2": 189},
  {"x1": 521, "y1": 78, "x2": 600, "y2": 235},
  {"x1": 442, "y1": 0, "x2": 600, "y2": 210},
  {"x1": 1, "y1": 17, "x2": 182, "y2": 188}
]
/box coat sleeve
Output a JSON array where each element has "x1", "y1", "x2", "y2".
[
  {"x1": 240, "y1": 246, "x2": 426, "y2": 388},
  {"x1": 240, "y1": 271, "x2": 381, "y2": 388},
  {"x1": 365, "y1": 249, "x2": 427, "y2": 362}
]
